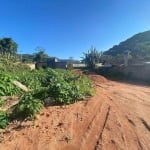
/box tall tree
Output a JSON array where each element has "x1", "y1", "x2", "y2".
[
  {"x1": 0, "y1": 38, "x2": 18, "y2": 56},
  {"x1": 82, "y1": 46, "x2": 101, "y2": 69},
  {"x1": 33, "y1": 47, "x2": 49, "y2": 62}
]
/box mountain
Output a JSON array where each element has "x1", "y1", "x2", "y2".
[{"x1": 104, "y1": 30, "x2": 150, "y2": 60}]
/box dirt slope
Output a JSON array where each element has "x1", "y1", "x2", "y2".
[{"x1": 0, "y1": 74, "x2": 150, "y2": 150}]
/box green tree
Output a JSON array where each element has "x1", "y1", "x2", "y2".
[
  {"x1": 33, "y1": 47, "x2": 49, "y2": 62},
  {"x1": 0, "y1": 38, "x2": 18, "y2": 56},
  {"x1": 104, "y1": 30, "x2": 150, "y2": 61},
  {"x1": 82, "y1": 47, "x2": 101, "y2": 69}
]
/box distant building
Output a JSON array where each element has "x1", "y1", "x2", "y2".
[{"x1": 35, "y1": 57, "x2": 81, "y2": 69}]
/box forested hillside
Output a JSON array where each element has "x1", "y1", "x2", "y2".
[{"x1": 105, "y1": 30, "x2": 150, "y2": 60}]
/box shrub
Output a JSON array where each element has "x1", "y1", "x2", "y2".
[
  {"x1": 16, "y1": 92, "x2": 43, "y2": 118},
  {"x1": 0, "y1": 62, "x2": 30, "y2": 74},
  {"x1": 15, "y1": 69, "x2": 94, "y2": 117},
  {"x1": 0, "y1": 68, "x2": 94, "y2": 119},
  {"x1": 0, "y1": 111, "x2": 8, "y2": 129},
  {"x1": 0, "y1": 73, "x2": 21, "y2": 96}
]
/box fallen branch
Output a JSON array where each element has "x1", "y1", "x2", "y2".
[{"x1": 12, "y1": 80, "x2": 30, "y2": 92}]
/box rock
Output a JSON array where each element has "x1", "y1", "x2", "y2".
[
  {"x1": 44, "y1": 97, "x2": 55, "y2": 106},
  {"x1": 0, "y1": 96, "x2": 19, "y2": 111}
]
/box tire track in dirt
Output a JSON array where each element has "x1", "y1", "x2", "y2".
[
  {"x1": 0, "y1": 74, "x2": 150, "y2": 150},
  {"x1": 104, "y1": 82, "x2": 150, "y2": 150},
  {"x1": 94, "y1": 106, "x2": 110, "y2": 150},
  {"x1": 79, "y1": 103, "x2": 110, "y2": 150},
  {"x1": 61, "y1": 89, "x2": 107, "y2": 150},
  {"x1": 93, "y1": 81, "x2": 150, "y2": 150}
]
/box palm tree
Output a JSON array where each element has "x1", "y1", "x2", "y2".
[{"x1": 82, "y1": 46, "x2": 101, "y2": 70}]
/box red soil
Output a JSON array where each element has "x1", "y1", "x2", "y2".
[{"x1": 0, "y1": 74, "x2": 150, "y2": 150}]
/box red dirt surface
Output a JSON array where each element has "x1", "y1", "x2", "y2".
[{"x1": 0, "y1": 74, "x2": 150, "y2": 150}]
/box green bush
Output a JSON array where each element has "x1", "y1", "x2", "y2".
[
  {"x1": 47, "y1": 73, "x2": 94, "y2": 104},
  {"x1": 0, "y1": 62, "x2": 30, "y2": 74},
  {"x1": 17, "y1": 71, "x2": 42, "y2": 90},
  {"x1": 15, "y1": 69, "x2": 94, "y2": 117},
  {"x1": 0, "y1": 67, "x2": 94, "y2": 119},
  {"x1": 0, "y1": 111, "x2": 8, "y2": 129},
  {"x1": 0, "y1": 57, "x2": 95, "y2": 124},
  {"x1": 0, "y1": 73, "x2": 21, "y2": 96},
  {"x1": 16, "y1": 92, "x2": 43, "y2": 118}
]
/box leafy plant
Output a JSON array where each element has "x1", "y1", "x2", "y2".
[
  {"x1": 82, "y1": 46, "x2": 101, "y2": 70},
  {"x1": 0, "y1": 73, "x2": 21, "y2": 96},
  {"x1": 0, "y1": 67, "x2": 94, "y2": 119},
  {"x1": 0, "y1": 110, "x2": 8, "y2": 129},
  {"x1": 45, "y1": 69, "x2": 94, "y2": 104},
  {"x1": 16, "y1": 92, "x2": 44, "y2": 118}
]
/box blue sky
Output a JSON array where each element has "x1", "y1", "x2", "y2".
[{"x1": 0, "y1": 0, "x2": 150, "y2": 59}]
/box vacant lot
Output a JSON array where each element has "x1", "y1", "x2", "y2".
[{"x1": 0, "y1": 74, "x2": 150, "y2": 150}]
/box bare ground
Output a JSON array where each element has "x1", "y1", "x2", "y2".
[{"x1": 0, "y1": 74, "x2": 150, "y2": 150}]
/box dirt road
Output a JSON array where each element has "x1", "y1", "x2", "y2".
[{"x1": 0, "y1": 75, "x2": 150, "y2": 150}]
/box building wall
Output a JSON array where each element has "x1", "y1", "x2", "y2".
[
  {"x1": 55, "y1": 62, "x2": 67, "y2": 69},
  {"x1": 26, "y1": 63, "x2": 35, "y2": 70},
  {"x1": 111, "y1": 64, "x2": 150, "y2": 81}
]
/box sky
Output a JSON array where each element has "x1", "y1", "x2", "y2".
[{"x1": 0, "y1": 0, "x2": 150, "y2": 60}]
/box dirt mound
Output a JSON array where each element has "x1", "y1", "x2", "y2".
[
  {"x1": 88, "y1": 74, "x2": 108, "y2": 83},
  {"x1": 0, "y1": 74, "x2": 150, "y2": 150}
]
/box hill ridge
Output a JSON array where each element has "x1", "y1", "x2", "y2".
[{"x1": 105, "y1": 30, "x2": 150, "y2": 60}]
